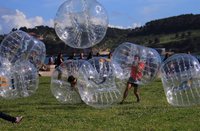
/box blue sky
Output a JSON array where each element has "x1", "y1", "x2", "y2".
[{"x1": 0, "y1": 0, "x2": 200, "y2": 34}]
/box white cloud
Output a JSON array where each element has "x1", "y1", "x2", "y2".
[
  {"x1": 131, "y1": 23, "x2": 142, "y2": 28},
  {"x1": 0, "y1": 9, "x2": 53, "y2": 34},
  {"x1": 108, "y1": 24, "x2": 125, "y2": 29},
  {"x1": 46, "y1": 19, "x2": 54, "y2": 27},
  {"x1": 109, "y1": 22, "x2": 141, "y2": 29},
  {"x1": 90, "y1": 17, "x2": 108, "y2": 26}
]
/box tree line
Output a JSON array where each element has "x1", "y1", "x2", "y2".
[{"x1": 0, "y1": 13, "x2": 200, "y2": 55}]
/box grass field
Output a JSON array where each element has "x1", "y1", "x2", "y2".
[{"x1": 1, "y1": 77, "x2": 200, "y2": 130}]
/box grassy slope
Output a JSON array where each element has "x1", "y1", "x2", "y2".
[
  {"x1": 99, "y1": 29, "x2": 200, "y2": 54},
  {"x1": 0, "y1": 77, "x2": 200, "y2": 130}
]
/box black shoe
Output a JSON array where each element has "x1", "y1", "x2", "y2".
[{"x1": 136, "y1": 98, "x2": 140, "y2": 103}]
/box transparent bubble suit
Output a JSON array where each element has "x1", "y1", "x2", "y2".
[
  {"x1": 0, "y1": 59, "x2": 38, "y2": 99},
  {"x1": 51, "y1": 60, "x2": 84, "y2": 104},
  {"x1": 27, "y1": 38, "x2": 46, "y2": 69},
  {"x1": 54, "y1": 0, "x2": 108, "y2": 48},
  {"x1": 13, "y1": 60, "x2": 39, "y2": 98},
  {"x1": 77, "y1": 57, "x2": 121, "y2": 108},
  {"x1": 160, "y1": 54, "x2": 200, "y2": 106},
  {"x1": 0, "y1": 57, "x2": 13, "y2": 98},
  {"x1": 111, "y1": 42, "x2": 161, "y2": 85},
  {"x1": 0, "y1": 30, "x2": 46, "y2": 69}
]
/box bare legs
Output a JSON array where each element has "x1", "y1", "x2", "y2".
[
  {"x1": 120, "y1": 82, "x2": 140, "y2": 104},
  {"x1": 134, "y1": 85, "x2": 140, "y2": 102}
]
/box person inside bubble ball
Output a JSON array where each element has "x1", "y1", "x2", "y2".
[
  {"x1": 120, "y1": 54, "x2": 145, "y2": 104},
  {"x1": 67, "y1": 75, "x2": 78, "y2": 93}
]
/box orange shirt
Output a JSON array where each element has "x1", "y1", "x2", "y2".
[{"x1": 130, "y1": 62, "x2": 145, "y2": 80}]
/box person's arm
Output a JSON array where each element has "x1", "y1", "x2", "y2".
[
  {"x1": 61, "y1": 58, "x2": 64, "y2": 63},
  {"x1": 136, "y1": 62, "x2": 145, "y2": 73}
]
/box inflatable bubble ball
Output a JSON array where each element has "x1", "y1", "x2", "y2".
[
  {"x1": 54, "y1": 0, "x2": 108, "y2": 48},
  {"x1": 51, "y1": 60, "x2": 85, "y2": 104},
  {"x1": 0, "y1": 30, "x2": 46, "y2": 69},
  {"x1": 0, "y1": 59, "x2": 38, "y2": 98},
  {"x1": 26, "y1": 38, "x2": 46, "y2": 69},
  {"x1": 12, "y1": 60, "x2": 39, "y2": 98},
  {"x1": 0, "y1": 57, "x2": 15, "y2": 99},
  {"x1": 160, "y1": 53, "x2": 200, "y2": 106},
  {"x1": 77, "y1": 57, "x2": 121, "y2": 108},
  {"x1": 111, "y1": 42, "x2": 161, "y2": 85},
  {"x1": 0, "y1": 30, "x2": 32, "y2": 63}
]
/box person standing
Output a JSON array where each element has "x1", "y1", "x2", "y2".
[
  {"x1": 48, "y1": 56, "x2": 54, "y2": 65},
  {"x1": 79, "y1": 52, "x2": 85, "y2": 60},
  {"x1": 87, "y1": 52, "x2": 93, "y2": 60},
  {"x1": 55, "y1": 53, "x2": 64, "y2": 68},
  {"x1": 120, "y1": 55, "x2": 145, "y2": 104},
  {"x1": 67, "y1": 52, "x2": 76, "y2": 60},
  {"x1": 55, "y1": 53, "x2": 64, "y2": 79}
]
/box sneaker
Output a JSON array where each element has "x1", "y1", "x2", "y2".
[{"x1": 15, "y1": 116, "x2": 23, "y2": 123}]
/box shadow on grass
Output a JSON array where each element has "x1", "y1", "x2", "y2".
[
  {"x1": 0, "y1": 109, "x2": 25, "y2": 113},
  {"x1": 116, "y1": 104, "x2": 174, "y2": 117},
  {"x1": 39, "y1": 82, "x2": 50, "y2": 85},
  {"x1": 36, "y1": 103, "x2": 88, "y2": 110}
]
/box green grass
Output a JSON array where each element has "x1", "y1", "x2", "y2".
[
  {"x1": 1, "y1": 77, "x2": 200, "y2": 130},
  {"x1": 134, "y1": 29, "x2": 200, "y2": 46}
]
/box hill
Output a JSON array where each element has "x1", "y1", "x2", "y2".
[{"x1": 1, "y1": 13, "x2": 200, "y2": 55}]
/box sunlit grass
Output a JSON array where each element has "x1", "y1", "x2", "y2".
[{"x1": 0, "y1": 77, "x2": 200, "y2": 130}]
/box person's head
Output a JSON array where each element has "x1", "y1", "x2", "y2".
[
  {"x1": 71, "y1": 52, "x2": 76, "y2": 57},
  {"x1": 68, "y1": 75, "x2": 77, "y2": 87},
  {"x1": 80, "y1": 52, "x2": 84, "y2": 59},
  {"x1": 58, "y1": 53, "x2": 63, "y2": 58},
  {"x1": 134, "y1": 54, "x2": 140, "y2": 61}
]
